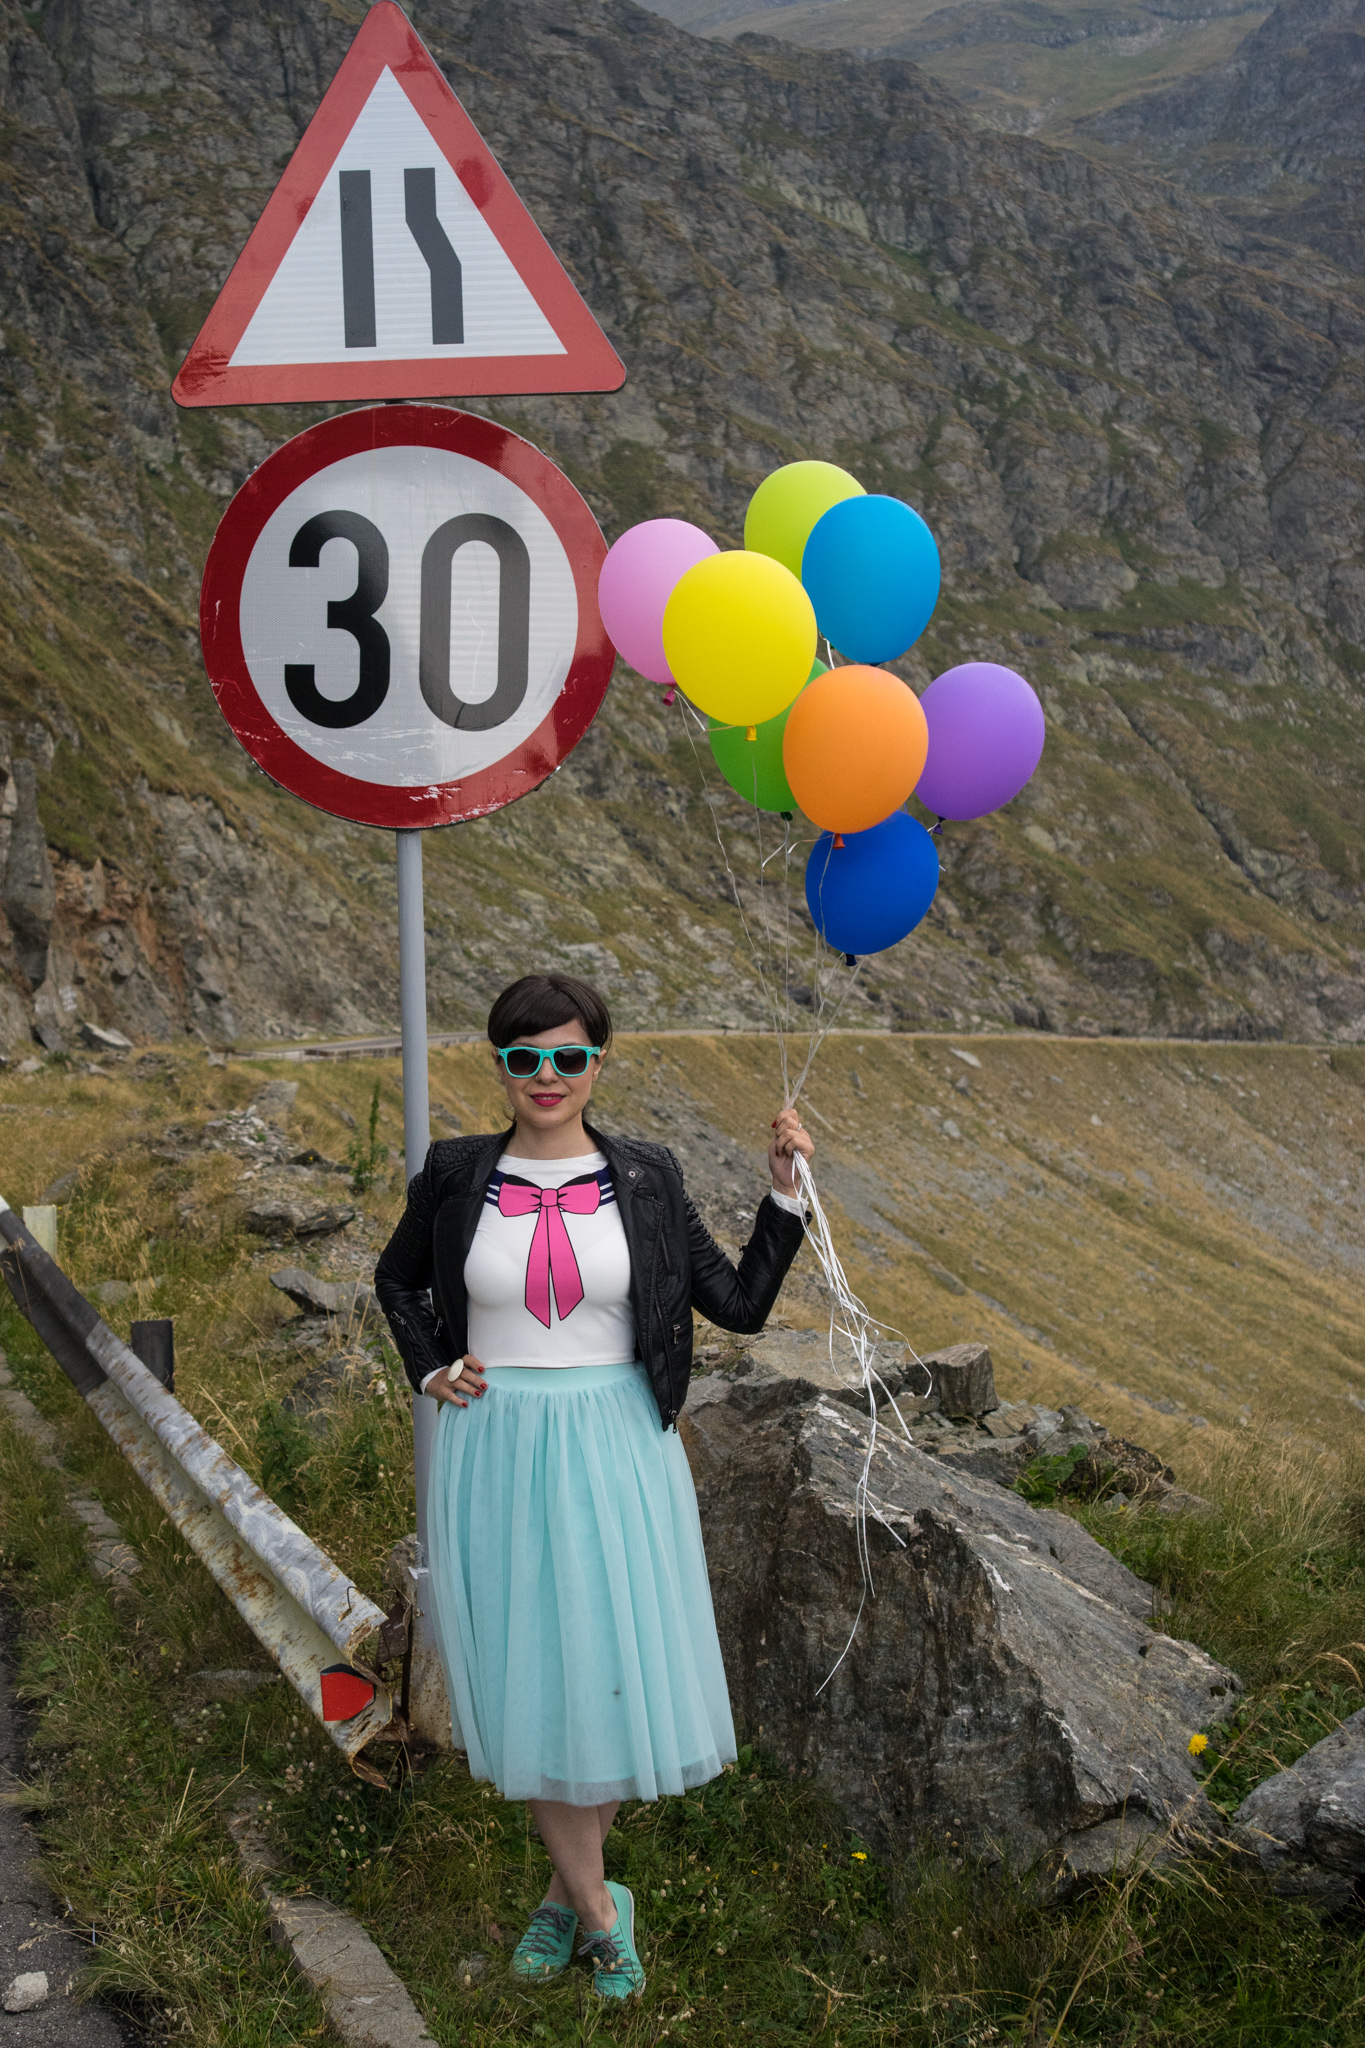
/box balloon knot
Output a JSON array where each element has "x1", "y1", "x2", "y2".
[
  {"x1": 843, "y1": 953, "x2": 858, "y2": 968},
  {"x1": 662, "y1": 686, "x2": 677, "y2": 707},
  {"x1": 745, "y1": 725, "x2": 757, "y2": 743},
  {"x1": 780, "y1": 811, "x2": 793, "y2": 822},
  {"x1": 833, "y1": 833, "x2": 845, "y2": 849},
  {"x1": 931, "y1": 815, "x2": 945, "y2": 835}
]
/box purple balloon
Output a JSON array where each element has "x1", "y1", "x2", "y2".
[
  {"x1": 598, "y1": 519, "x2": 718, "y2": 685},
  {"x1": 914, "y1": 663, "x2": 1045, "y2": 821}
]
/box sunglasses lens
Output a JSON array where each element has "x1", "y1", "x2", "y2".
[
  {"x1": 504, "y1": 1048, "x2": 541, "y2": 1077},
  {"x1": 553, "y1": 1048, "x2": 590, "y2": 1077}
]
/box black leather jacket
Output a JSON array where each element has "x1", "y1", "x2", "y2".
[{"x1": 373, "y1": 1122, "x2": 807, "y2": 1428}]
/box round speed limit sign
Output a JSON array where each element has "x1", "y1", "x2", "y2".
[{"x1": 199, "y1": 405, "x2": 613, "y2": 827}]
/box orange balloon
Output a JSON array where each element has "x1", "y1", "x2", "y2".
[{"x1": 783, "y1": 665, "x2": 929, "y2": 833}]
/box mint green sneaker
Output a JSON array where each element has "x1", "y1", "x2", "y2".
[
  {"x1": 510, "y1": 1902, "x2": 578, "y2": 1982},
  {"x1": 579, "y1": 1880, "x2": 645, "y2": 2000}
]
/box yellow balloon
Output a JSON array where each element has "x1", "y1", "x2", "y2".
[{"x1": 662, "y1": 551, "x2": 816, "y2": 725}]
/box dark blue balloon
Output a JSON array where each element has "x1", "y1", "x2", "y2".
[
  {"x1": 804, "y1": 811, "x2": 939, "y2": 956},
  {"x1": 801, "y1": 495, "x2": 940, "y2": 663}
]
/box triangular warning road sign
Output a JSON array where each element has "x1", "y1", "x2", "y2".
[{"x1": 173, "y1": 1, "x2": 625, "y2": 407}]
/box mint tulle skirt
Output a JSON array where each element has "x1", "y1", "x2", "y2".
[{"x1": 425, "y1": 1363, "x2": 736, "y2": 1805}]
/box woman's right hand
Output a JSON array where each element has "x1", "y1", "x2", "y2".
[{"x1": 430, "y1": 1354, "x2": 488, "y2": 1408}]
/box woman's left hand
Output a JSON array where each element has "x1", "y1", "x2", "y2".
[{"x1": 769, "y1": 1105, "x2": 814, "y2": 1196}]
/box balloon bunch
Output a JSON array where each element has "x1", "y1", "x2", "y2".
[{"x1": 597, "y1": 461, "x2": 1045, "y2": 962}]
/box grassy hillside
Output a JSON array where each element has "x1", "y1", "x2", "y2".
[
  {"x1": 3, "y1": 1028, "x2": 1362, "y2": 1452},
  {"x1": 1, "y1": 1032, "x2": 1363, "y2": 2042}
]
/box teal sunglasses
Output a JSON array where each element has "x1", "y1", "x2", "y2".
[{"x1": 495, "y1": 1043, "x2": 603, "y2": 1080}]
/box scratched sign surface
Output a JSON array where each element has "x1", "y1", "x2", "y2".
[{"x1": 199, "y1": 404, "x2": 613, "y2": 829}]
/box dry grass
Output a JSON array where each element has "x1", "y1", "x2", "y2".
[{"x1": 0, "y1": 1032, "x2": 1364, "y2": 2040}]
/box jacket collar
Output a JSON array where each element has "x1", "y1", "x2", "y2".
[{"x1": 586, "y1": 1121, "x2": 653, "y2": 1228}]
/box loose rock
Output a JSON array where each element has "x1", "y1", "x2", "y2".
[
  {"x1": 682, "y1": 1368, "x2": 1238, "y2": 1872},
  {"x1": 3, "y1": 1971, "x2": 48, "y2": 2012},
  {"x1": 244, "y1": 1201, "x2": 355, "y2": 1239},
  {"x1": 1234, "y1": 1706, "x2": 1365, "y2": 1910},
  {"x1": 919, "y1": 1342, "x2": 999, "y2": 1419},
  {"x1": 79, "y1": 1019, "x2": 132, "y2": 1052},
  {"x1": 270, "y1": 1266, "x2": 380, "y2": 1328}
]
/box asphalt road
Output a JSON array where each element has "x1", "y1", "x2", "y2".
[{"x1": 0, "y1": 1603, "x2": 142, "y2": 2045}]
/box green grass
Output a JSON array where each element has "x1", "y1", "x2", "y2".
[
  {"x1": 5, "y1": 1396, "x2": 1365, "y2": 2048},
  {"x1": 2, "y1": 1110, "x2": 1365, "y2": 2041},
  {"x1": 1074, "y1": 1432, "x2": 1365, "y2": 1702},
  {"x1": 0, "y1": 1427, "x2": 328, "y2": 2045}
]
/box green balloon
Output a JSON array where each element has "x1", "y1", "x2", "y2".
[
  {"x1": 708, "y1": 659, "x2": 827, "y2": 813},
  {"x1": 744, "y1": 461, "x2": 864, "y2": 579}
]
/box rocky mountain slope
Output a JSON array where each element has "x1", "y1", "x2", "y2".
[
  {"x1": 2, "y1": 0, "x2": 1364, "y2": 1053},
  {"x1": 644, "y1": 0, "x2": 1274, "y2": 138},
  {"x1": 1076, "y1": 0, "x2": 1365, "y2": 275},
  {"x1": 650, "y1": 1, "x2": 1365, "y2": 272}
]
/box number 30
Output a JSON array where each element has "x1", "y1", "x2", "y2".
[{"x1": 284, "y1": 511, "x2": 531, "y2": 733}]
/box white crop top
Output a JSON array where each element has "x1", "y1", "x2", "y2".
[
  {"x1": 419, "y1": 1151, "x2": 807, "y2": 1387},
  {"x1": 460, "y1": 1151, "x2": 634, "y2": 1372}
]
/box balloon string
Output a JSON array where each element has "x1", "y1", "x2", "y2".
[
  {"x1": 673, "y1": 695, "x2": 865, "y2": 1112},
  {"x1": 787, "y1": 958, "x2": 866, "y2": 1108},
  {"x1": 782, "y1": 812, "x2": 794, "y2": 1056},
  {"x1": 674, "y1": 695, "x2": 797, "y2": 1105},
  {"x1": 791, "y1": 1150, "x2": 934, "y2": 1693},
  {"x1": 672, "y1": 692, "x2": 933, "y2": 1689}
]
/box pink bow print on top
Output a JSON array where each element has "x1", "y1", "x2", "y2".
[{"x1": 497, "y1": 1175, "x2": 602, "y2": 1327}]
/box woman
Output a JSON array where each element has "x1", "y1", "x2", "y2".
[{"x1": 374, "y1": 972, "x2": 812, "y2": 1999}]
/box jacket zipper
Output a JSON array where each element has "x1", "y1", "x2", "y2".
[{"x1": 647, "y1": 1225, "x2": 677, "y2": 1425}]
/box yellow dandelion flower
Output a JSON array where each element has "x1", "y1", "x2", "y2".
[
  {"x1": 1188, "y1": 1732, "x2": 1209, "y2": 1757},
  {"x1": 852, "y1": 1851, "x2": 868, "y2": 1860}
]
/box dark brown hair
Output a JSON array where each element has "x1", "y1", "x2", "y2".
[{"x1": 487, "y1": 973, "x2": 613, "y2": 1054}]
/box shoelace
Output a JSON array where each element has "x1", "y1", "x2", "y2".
[
  {"x1": 578, "y1": 1930, "x2": 628, "y2": 1974},
  {"x1": 520, "y1": 1906, "x2": 574, "y2": 1960}
]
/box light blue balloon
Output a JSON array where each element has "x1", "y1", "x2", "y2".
[
  {"x1": 801, "y1": 495, "x2": 941, "y2": 663},
  {"x1": 804, "y1": 811, "x2": 939, "y2": 957}
]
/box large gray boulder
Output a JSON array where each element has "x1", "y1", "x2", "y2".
[
  {"x1": 1234, "y1": 1708, "x2": 1365, "y2": 1909},
  {"x1": 682, "y1": 1363, "x2": 1239, "y2": 1875}
]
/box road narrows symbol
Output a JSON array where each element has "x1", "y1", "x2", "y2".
[
  {"x1": 339, "y1": 171, "x2": 377, "y2": 349},
  {"x1": 405, "y1": 168, "x2": 464, "y2": 344},
  {"x1": 172, "y1": 0, "x2": 623, "y2": 406}
]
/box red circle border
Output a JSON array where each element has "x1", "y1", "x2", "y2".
[{"x1": 199, "y1": 405, "x2": 612, "y2": 830}]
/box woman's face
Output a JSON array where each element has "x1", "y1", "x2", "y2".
[{"x1": 495, "y1": 1016, "x2": 604, "y2": 1134}]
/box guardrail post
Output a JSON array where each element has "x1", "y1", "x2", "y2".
[
  {"x1": 21, "y1": 1206, "x2": 56, "y2": 1256},
  {"x1": 131, "y1": 1319, "x2": 175, "y2": 1394}
]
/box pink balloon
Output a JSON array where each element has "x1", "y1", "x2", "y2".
[
  {"x1": 598, "y1": 519, "x2": 718, "y2": 685},
  {"x1": 914, "y1": 663, "x2": 1045, "y2": 820}
]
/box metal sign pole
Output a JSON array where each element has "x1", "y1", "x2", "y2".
[
  {"x1": 396, "y1": 827, "x2": 433, "y2": 1532},
  {"x1": 395, "y1": 826, "x2": 454, "y2": 1746}
]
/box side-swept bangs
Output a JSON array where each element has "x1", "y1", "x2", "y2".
[{"x1": 487, "y1": 973, "x2": 613, "y2": 1054}]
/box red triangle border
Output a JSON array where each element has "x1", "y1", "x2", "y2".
[{"x1": 172, "y1": 1, "x2": 625, "y2": 407}]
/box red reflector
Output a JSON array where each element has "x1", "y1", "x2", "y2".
[{"x1": 319, "y1": 1665, "x2": 376, "y2": 1722}]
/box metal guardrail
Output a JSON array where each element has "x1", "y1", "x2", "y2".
[{"x1": 0, "y1": 1197, "x2": 394, "y2": 1776}]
